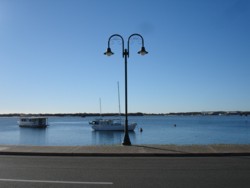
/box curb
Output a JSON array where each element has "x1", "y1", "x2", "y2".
[{"x1": 1, "y1": 151, "x2": 250, "y2": 157}]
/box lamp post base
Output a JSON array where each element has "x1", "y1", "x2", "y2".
[{"x1": 122, "y1": 133, "x2": 131, "y2": 146}]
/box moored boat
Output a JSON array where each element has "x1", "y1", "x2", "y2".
[
  {"x1": 89, "y1": 118, "x2": 137, "y2": 131},
  {"x1": 89, "y1": 82, "x2": 137, "y2": 131},
  {"x1": 18, "y1": 117, "x2": 48, "y2": 128}
]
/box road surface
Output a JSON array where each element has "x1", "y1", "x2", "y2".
[{"x1": 0, "y1": 155, "x2": 250, "y2": 187}]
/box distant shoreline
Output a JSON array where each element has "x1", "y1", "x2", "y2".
[{"x1": 0, "y1": 111, "x2": 249, "y2": 117}]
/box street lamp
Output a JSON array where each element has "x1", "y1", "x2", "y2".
[{"x1": 104, "y1": 33, "x2": 148, "y2": 146}]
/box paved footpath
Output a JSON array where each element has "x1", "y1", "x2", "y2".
[{"x1": 1, "y1": 144, "x2": 250, "y2": 156}]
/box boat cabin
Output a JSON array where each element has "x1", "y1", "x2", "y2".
[{"x1": 18, "y1": 117, "x2": 48, "y2": 128}]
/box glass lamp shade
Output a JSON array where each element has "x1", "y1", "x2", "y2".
[
  {"x1": 104, "y1": 47, "x2": 114, "y2": 56},
  {"x1": 138, "y1": 47, "x2": 148, "y2": 55}
]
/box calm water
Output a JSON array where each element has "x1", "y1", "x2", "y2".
[{"x1": 0, "y1": 115, "x2": 249, "y2": 146}]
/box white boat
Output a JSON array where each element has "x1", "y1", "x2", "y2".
[
  {"x1": 18, "y1": 117, "x2": 48, "y2": 128},
  {"x1": 89, "y1": 118, "x2": 137, "y2": 131},
  {"x1": 89, "y1": 82, "x2": 137, "y2": 131}
]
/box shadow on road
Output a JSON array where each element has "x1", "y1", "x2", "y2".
[{"x1": 133, "y1": 145, "x2": 191, "y2": 154}]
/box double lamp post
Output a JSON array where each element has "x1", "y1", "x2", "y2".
[{"x1": 104, "y1": 34, "x2": 148, "y2": 145}]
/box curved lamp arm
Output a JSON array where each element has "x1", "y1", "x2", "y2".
[
  {"x1": 127, "y1": 33, "x2": 148, "y2": 58},
  {"x1": 104, "y1": 34, "x2": 125, "y2": 58}
]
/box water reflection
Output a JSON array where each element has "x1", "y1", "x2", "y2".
[
  {"x1": 91, "y1": 131, "x2": 136, "y2": 145},
  {"x1": 19, "y1": 127, "x2": 47, "y2": 145}
]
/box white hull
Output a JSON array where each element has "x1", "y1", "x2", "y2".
[
  {"x1": 91, "y1": 123, "x2": 137, "y2": 131},
  {"x1": 18, "y1": 123, "x2": 48, "y2": 128},
  {"x1": 89, "y1": 118, "x2": 137, "y2": 131}
]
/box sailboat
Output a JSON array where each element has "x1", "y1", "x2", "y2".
[{"x1": 89, "y1": 82, "x2": 137, "y2": 131}]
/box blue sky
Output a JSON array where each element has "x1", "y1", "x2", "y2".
[{"x1": 0, "y1": 0, "x2": 249, "y2": 114}]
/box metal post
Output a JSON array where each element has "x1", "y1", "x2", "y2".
[{"x1": 122, "y1": 49, "x2": 131, "y2": 146}]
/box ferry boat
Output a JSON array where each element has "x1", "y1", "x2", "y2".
[
  {"x1": 18, "y1": 117, "x2": 48, "y2": 128},
  {"x1": 89, "y1": 118, "x2": 137, "y2": 131}
]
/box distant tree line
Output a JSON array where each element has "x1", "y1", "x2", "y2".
[
  {"x1": 166, "y1": 111, "x2": 250, "y2": 116},
  {"x1": 0, "y1": 112, "x2": 144, "y2": 117},
  {"x1": 0, "y1": 111, "x2": 249, "y2": 117}
]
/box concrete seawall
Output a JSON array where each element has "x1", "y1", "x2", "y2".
[{"x1": 1, "y1": 144, "x2": 250, "y2": 157}]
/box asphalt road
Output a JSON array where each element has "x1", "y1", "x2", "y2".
[{"x1": 0, "y1": 155, "x2": 250, "y2": 188}]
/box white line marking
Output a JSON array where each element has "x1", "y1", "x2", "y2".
[{"x1": 0, "y1": 178, "x2": 113, "y2": 185}]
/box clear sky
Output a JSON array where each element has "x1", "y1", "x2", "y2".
[{"x1": 0, "y1": 0, "x2": 249, "y2": 114}]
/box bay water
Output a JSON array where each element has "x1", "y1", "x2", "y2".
[{"x1": 0, "y1": 115, "x2": 249, "y2": 146}]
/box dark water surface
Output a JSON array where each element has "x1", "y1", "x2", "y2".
[{"x1": 0, "y1": 115, "x2": 249, "y2": 146}]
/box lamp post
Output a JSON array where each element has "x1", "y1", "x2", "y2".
[{"x1": 104, "y1": 33, "x2": 148, "y2": 146}]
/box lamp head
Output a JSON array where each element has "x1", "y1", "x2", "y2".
[
  {"x1": 104, "y1": 47, "x2": 114, "y2": 56},
  {"x1": 138, "y1": 46, "x2": 148, "y2": 55}
]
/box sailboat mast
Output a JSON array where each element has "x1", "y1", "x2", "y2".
[
  {"x1": 99, "y1": 98, "x2": 102, "y2": 117},
  {"x1": 117, "y1": 82, "x2": 121, "y2": 116}
]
